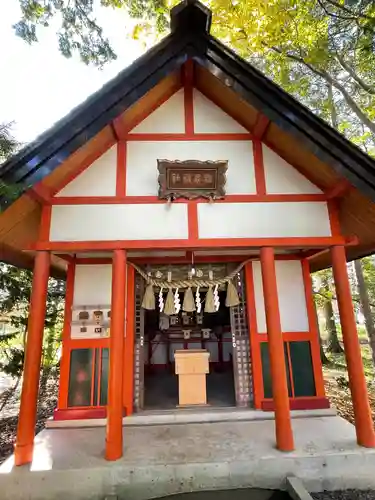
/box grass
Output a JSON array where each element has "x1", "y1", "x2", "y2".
[{"x1": 324, "y1": 344, "x2": 375, "y2": 380}]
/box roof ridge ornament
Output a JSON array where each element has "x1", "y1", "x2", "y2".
[{"x1": 170, "y1": 0, "x2": 212, "y2": 35}]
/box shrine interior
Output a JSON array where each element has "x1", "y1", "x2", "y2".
[{"x1": 143, "y1": 288, "x2": 237, "y2": 410}]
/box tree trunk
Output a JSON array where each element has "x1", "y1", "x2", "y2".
[
  {"x1": 319, "y1": 326, "x2": 330, "y2": 365},
  {"x1": 321, "y1": 275, "x2": 343, "y2": 353},
  {"x1": 354, "y1": 259, "x2": 375, "y2": 370},
  {"x1": 324, "y1": 298, "x2": 343, "y2": 353},
  {"x1": 314, "y1": 301, "x2": 330, "y2": 365}
]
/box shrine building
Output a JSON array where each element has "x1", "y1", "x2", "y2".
[{"x1": 1, "y1": 0, "x2": 375, "y2": 470}]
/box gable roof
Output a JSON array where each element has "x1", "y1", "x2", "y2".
[{"x1": 1, "y1": 0, "x2": 375, "y2": 208}]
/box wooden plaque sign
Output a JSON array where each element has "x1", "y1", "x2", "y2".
[{"x1": 157, "y1": 160, "x2": 227, "y2": 200}]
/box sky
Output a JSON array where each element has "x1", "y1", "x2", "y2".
[{"x1": 0, "y1": 0, "x2": 149, "y2": 145}]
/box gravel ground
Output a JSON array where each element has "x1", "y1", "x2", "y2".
[
  {"x1": 0, "y1": 374, "x2": 58, "y2": 465},
  {"x1": 312, "y1": 492, "x2": 375, "y2": 499}
]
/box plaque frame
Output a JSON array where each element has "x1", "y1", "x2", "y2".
[{"x1": 157, "y1": 159, "x2": 227, "y2": 200}]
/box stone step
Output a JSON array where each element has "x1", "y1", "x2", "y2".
[{"x1": 47, "y1": 408, "x2": 336, "y2": 429}]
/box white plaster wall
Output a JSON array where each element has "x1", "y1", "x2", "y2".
[
  {"x1": 50, "y1": 203, "x2": 188, "y2": 241},
  {"x1": 126, "y1": 140, "x2": 255, "y2": 196},
  {"x1": 193, "y1": 90, "x2": 247, "y2": 134},
  {"x1": 150, "y1": 336, "x2": 168, "y2": 364},
  {"x1": 188, "y1": 341, "x2": 202, "y2": 350},
  {"x1": 252, "y1": 260, "x2": 309, "y2": 333},
  {"x1": 169, "y1": 343, "x2": 184, "y2": 361},
  {"x1": 206, "y1": 341, "x2": 218, "y2": 362},
  {"x1": 198, "y1": 202, "x2": 331, "y2": 239},
  {"x1": 263, "y1": 145, "x2": 322, "y2": 194},
  {"x1": 56, "y1": 145, "x2": 117, "y2": 197},
  {"x1": 130, "y1": 90, "x2": 185, "y2": 134},
  {"x1": 73, "y1": 264, "x2": 112, "y2": 306}
]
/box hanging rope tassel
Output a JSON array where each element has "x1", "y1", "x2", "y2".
[
  {"x1": 204, "y1": 286, "x2": 216, "y2": 313},
  {"x1": 142, "y1": 283, "x2": 155, "y2": 310},
  {"x1": 163, "y1": 288, "x2": 176, "y2": 315},
  {"x1": 183, "y1": 286, "x2": 196, "y2": 312},
  {"x1": 226, "y1": 280, "x2": 240, "y2": 307}
]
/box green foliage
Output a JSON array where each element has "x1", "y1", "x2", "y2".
[
  {"x1": 0, "y1": 122, "x2": 19, "y2": 164},
  {"x1": 0, "y1": 263, "x2": 65, "y2": 379},
  {"x1": 15, "y1": 0, "x2": 118, "y2": 66}
]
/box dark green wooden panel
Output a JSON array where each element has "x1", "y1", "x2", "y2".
[
  {"x1": 289, "y1": 341, "x2": 316, "y2": 397},
  {"x1": 93, "y1": 348, "x2": 100, "y2": 405},
  {"x1": 260, "y1": 342, "x2": 292, "y2": 398},
  {"x1": 100, "y1": 348, "x2": 109, "y2": 406},
  {"x1": 68, "y1": 348, "x2": 93, "y2": 407},
  {"x1": 260, "y1": 342, "x2": 272, "y2": 398}
]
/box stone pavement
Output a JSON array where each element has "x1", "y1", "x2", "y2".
[{"x1": 1, "y1": 416, "x2": 375, "y2": 500}]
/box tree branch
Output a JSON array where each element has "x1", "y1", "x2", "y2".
[
  {"x1": 316, "y1": 0, "x2": 354, "y2": 21},
  {"x1": 270, "y1": 46, "x2": 375, "y2": 135},
  {"x1": 323, "y1": 0, "x2": 375, "y2": 23},
  {"x1": 334, "y1": 51, "x2": 375, "y2": 95},
  {"x1": 314, "y1": 290, "x2": 375, "y2": 309}
]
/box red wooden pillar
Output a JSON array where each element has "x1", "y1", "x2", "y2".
[
  {"x1": 123, "y1": 264, "x2": 135, "y2": 416},
  {"x1": 260, "y1": 247, "x2": 294, "y2": 451},
  {"x1": 331, "y1": 245, "x2": 375, "y2": 447},
  {"x1": 14, "y1": 251, "x2": 50, "y2": 465},
  {"x1": 106, "y1": 249, "x2": 126, "y2": 460}
]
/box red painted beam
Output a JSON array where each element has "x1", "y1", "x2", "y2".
[
  {"x1": 326, "y1": 179, "x2": 353, "y2": 199},
  {"x1": 253, "y1": 113, "x2": 270, "y2": 139}
]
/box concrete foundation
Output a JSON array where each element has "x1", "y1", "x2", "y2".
[{"x1": 1, "y1": 415, "x2": 375, "y2": 500}]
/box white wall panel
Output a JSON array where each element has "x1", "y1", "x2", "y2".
[
  {"x1": 151, "y1": 336, "x2": 168, "y2": 364},
  {"x1": 275, "y1": 261, "x2": 309, "y2": 332},
  {"x1": 126, "y1": 140, "x2": 255, "y2": 196},
  {"x1": 252, "y1": 260, "x2": 309, "y2": 333},
  {"x1": 206, "y1": 341, "x2": 218, "y2": 362},
  {"x1": 73, "y1": 264, "x2": 112, "y2": 306},
  {"x1": 193, "y1": 90, "x2": 247, "y2": 133},
  {"x1": 188, "y1": 341, "x2": 202, "y2": 350},
  {"x1": 56, "y1": 145, "x2": 117, "y2": 197},
  {"x1": 252, "y1": 261, "x2": 266, "y2": 334},
  {"x1": 50, "y1": 204, "x2": 188, "y2": 241},
  {"x1": 263, "y1": 145, "x2": 322, "y2": 194},
  {"x1": 131, "y1": 90, "x2": 185, "y2": 134},
  {"x1": 198, "y1": 202, "x2": 331, "y2": 239},
  {"x1": 169, "y1": 343, "x2": 184, "y2": 362}
]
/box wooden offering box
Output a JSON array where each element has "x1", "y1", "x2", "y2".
[{"x1": 174, "y1": 349, "x2": 210, "y2": 406}]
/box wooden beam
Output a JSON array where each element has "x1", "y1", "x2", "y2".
[
  {"x1": 182, "y1": 59, "x2": 195, "y2": 87},
  {"x1": 304, "y1": 234, "x2": 359, "y2": 261},
  {"x1": 326, "y1": 179, "x2": 353, "y2": 199},
  {"x1": 110, "y1": 122, "x2": 120, "y2": 142},
  {"x1": 26, "y1": 184, "x2": 53, "y2": 205},
  {"x1": 112, "y1": 116, "x2": 127, "y2": 141},
  {"x1": 253, "y1": 112, "x2": 270, "y2": 139}
]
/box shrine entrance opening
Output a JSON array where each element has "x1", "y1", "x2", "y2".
[
  {"x1": 135, "y1": 262, "x2": 252, "y2": 412},
  {"x1": 143, "y1": 290, "x2": 235, "y2": 410}
]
